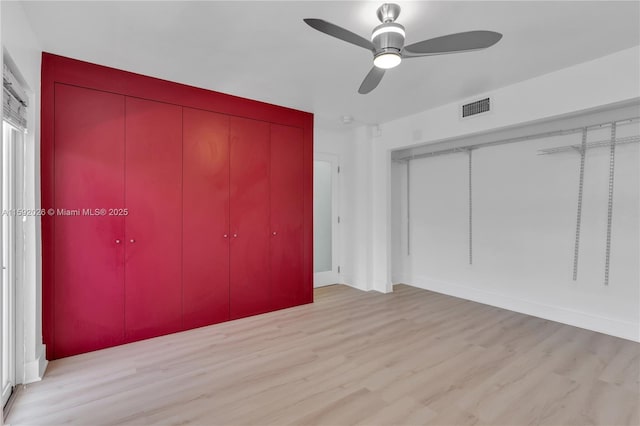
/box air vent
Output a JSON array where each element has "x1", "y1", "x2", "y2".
[{"x1": 462, "y1": 97, "x2": 490, "y2": 118}]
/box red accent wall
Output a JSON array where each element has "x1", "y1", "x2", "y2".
[{"x1": 41, "y1": 53, "x2": 314, "y2": 359}]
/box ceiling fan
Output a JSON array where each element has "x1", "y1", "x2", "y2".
[{"x1": 304, "y1": 3, "x2": 503, "y2": 94}]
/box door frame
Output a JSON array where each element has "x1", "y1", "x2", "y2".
[
  {"x1": 313, "y1": 152, "x2": 340, "y2": 287},
  {"x1": 1, "y1": 121, "x2": 18, "y2": 407}
]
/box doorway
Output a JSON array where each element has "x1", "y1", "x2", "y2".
[{"x1": 313, "y1": 153, "x2": 339, "y2": 287}]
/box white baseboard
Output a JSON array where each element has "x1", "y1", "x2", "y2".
[
  {"x1": 405, "y1": 277, "x2": 640, "y2": 342},
  {"x1": 22, "y1": 344, "x2": 48, "y2": 384},
  {"x1": 342, "y1": 275, "x2": 391, "y2": 293},
  {"x1": 342, "y1": 275, "x2": 367, "y2": 291},
  {"x1": 393, "y1": 274, "x2": 412, "y2": 285},
  {"x1": 372, "y1": 279, "x2": 393, "y2": 293}
]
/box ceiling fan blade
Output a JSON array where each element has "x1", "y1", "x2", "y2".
[
  {"x1": 304, "y1": 18, "x2": 375, "y2": 51},
  {"x1": 403, "y1": 31, "x2": 502, "y2": 57},
  {"x1": 358, "y1": 67, "x2": 385, "y2": 94}
]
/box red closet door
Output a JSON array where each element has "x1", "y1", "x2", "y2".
[
  {"x1": 229, "y1": 117, "x2": 271, "y2": 319},
  {"x1": 183, "y1": 108, "x2": 230, "y2": 329},
  {"x1": 270, "y1": 125, "x2": 305, "y2": 310},
  {"x1": 53, "y1": 84, "x2": 125, "y2": 358},
  {"x1": 124, "y1": 97, "x2": 182, "y2": 341}
]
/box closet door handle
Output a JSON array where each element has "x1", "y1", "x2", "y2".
[
  {"x1": 115, "y1": 239, "x2": 121, "y2": 244},
  {"x1": 223, "y1": 234, "x2": 228, "y2": 238},
  {"x1": 272, "y1": 231, "x2": 277, "y2": 236},
  {"x1": 130, "y1": 239, "x2": 136, "y2": 243},
  {"x1": 233, "y1": 234, "x2": 238, "y2": 238}
]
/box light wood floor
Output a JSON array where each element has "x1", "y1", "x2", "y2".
[{"x1": 6, "y1": 284, "x2": 640, "y2": 426}]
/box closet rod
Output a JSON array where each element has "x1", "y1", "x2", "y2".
[
  {"x1": 537, "y1": 135, "x2": 639, "y2": 155},
  {"x1": 394, "y1": 116, "x2": 639, "y2": 163}
]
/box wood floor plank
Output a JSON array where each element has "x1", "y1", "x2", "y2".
[{"x1": 6, "y1": 284, "x2": 639, "y2": 425}]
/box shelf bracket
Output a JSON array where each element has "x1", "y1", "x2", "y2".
[
  {"x1": 572, "y1": 128, "x2": 587, "y2": 280},
  {"x1": 604, "y1": 122, "x2": 616, "y2": 286}
]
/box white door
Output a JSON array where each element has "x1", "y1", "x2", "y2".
[
  {"x1": 314, "y1": 153, "x2": 339, "y2": 287},
  {"x1": 2, "y1": 121, "x2": 17, "y2": 408}
]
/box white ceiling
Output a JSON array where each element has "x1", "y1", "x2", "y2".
[{"x1": 21, "y1": 1, "x2": 640, "y2": 129}]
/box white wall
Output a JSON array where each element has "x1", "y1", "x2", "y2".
[
  {"x1": 344, "y1": 125, "x2": 375, "y2": 291},
  {"x1": 1, "y1": 0, "x2": 46, "y2": 382},
  {"x1": 357, "y1": 46, "x2": 640, "y2": 341}
]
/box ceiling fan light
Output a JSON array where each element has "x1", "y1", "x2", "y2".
[
  {"x1": 371, "y1": 25, "x2": 406, "y2": 41},
  {"x1": 374, "y1": 52, "x2": 401, "y2": 69}
]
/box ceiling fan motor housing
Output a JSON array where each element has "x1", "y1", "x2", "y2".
[{"x1": 371, "y1": 22, "x2": 405, "y2": 57}]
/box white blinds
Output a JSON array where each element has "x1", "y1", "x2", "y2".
[{"x1": 3, "y1": 63, "x2": 28, "y2": 130}]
